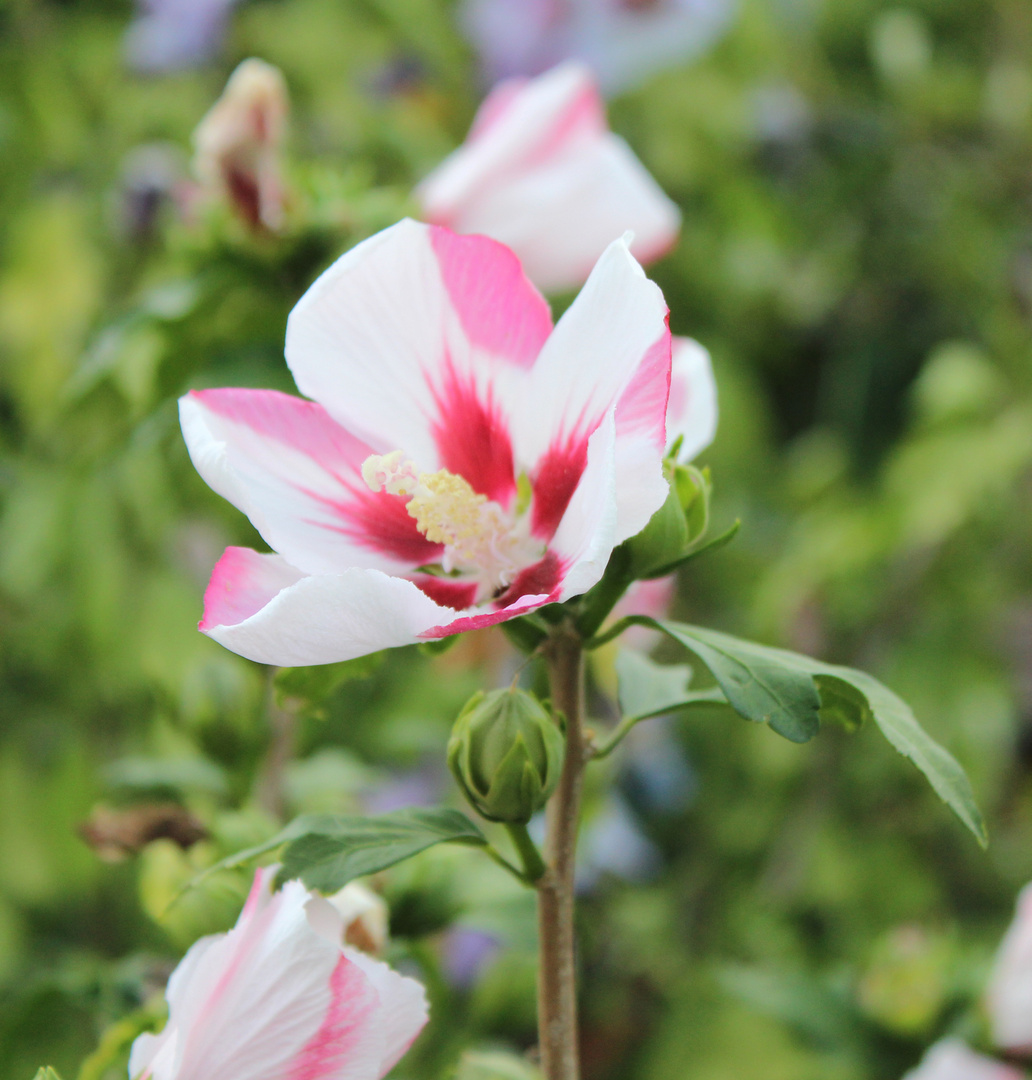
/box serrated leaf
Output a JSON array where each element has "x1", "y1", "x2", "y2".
[
  {"x1": 647, "y1": 620, "x2": 986, "y2": 844},
  {"x1": 276, "y1": 807, "x2": 488, "y2": 892}
]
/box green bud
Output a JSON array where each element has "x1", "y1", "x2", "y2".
[
  {"x1": 447, "y1": 687, "x2": 564, "y2": 824},
  {"x1": 454, "y1": 1050, "x2": 542, "y2": 1080}
]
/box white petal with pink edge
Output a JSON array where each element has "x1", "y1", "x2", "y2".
[
  {"x1": 667, "y1": 337, "x2": 718, "y2": 463},
  {"x1": 200, "y1": 552, "x2": 466, "y2": 665},
  {"x1": 129, "y1": 868, "x2": 429, "y2": 1080},
  {"x1": 416, "y1": 61, "x2": 680, "y2": 293},
  {"x1": 180, "y1": 390, "x2": 443, "y2": 577},
  {"x1": 416, "y1": 62, "x2": 606, "y2": 229},
  {"x1": 515, "y1": 235, "x2": 670, "y2": 546},
  {"x1": 285, "y1": 219, "x2": 551, "y2": 507}
]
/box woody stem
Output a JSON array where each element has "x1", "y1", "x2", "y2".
[{"x1": 537, "y1": 622, "x2": 588, "y2": 1080}]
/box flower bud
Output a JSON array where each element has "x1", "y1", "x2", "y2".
[
  {"x1": 447, "y1": 687, "x2": 564, "y2": 824},
  {"x1": 625, "y1": 458, "x2": 712, "y2": 579}
]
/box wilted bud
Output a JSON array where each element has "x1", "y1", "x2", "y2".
[
  {"x1": 326, "y1": 881, "x2": 389, "y2": 954},
  {"x1": 193, "y1": 58, "x2": 288, "y2": 231},
  {"x1": 447, "y1": 687, "x2": 564, "y2": 824}
]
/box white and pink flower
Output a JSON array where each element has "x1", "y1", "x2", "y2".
[
  {"x1": 901, "y1": 1039, "x2": 1022, "y2": 1080},
  {"x1": 416, "y1": 62, "x2": 680, "y2": 294},
  {"x1": 180, "y1": 218, "x2": 715, "y2": 665},
  {"x1": 129, "y1": 867, "x2": 427, "y2": 1080},
  {"x1": 987, "y1": 882, "x2": 1032, "y2": 1056}
]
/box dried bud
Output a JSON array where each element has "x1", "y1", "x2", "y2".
[
  {"x1": 327, "y1": 882, "x2": 389, "y2": 954},
  {"x1": 447, "y1": 687, "x2": 564, "y2": 824},
  {"x1": 79, "y1": 802, "x2": 207, "y2": 862},
  {"x1": 193, "y1": 58, "x2": 288, "y2": 231}
]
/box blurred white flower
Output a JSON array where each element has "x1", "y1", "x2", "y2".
[
  {"x1": 418, "y1": 62, "x2": 680, "y2": 293},
  {"x1": 461, "y1": 0, "x2": 737, "y2": 96},
  {"x1": 901, "y1": 1039, "x2": 1021, "y2": 1080},
  {"x1": 193, "y1": 58, "x2": 289, "y2": 231},
  {"x1": 987, "y1": 882, "x2": 1032, "y2": 1056}
]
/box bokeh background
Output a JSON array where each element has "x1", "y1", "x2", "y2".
[{"x1": 2, "y1": 0, "x2": 1032, "y2": 1077}]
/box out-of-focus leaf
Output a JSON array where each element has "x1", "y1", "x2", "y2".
[
  {"x1": 276, "y1": 807, "x2": 488, "y2": 892},
  {"x1": 454, "y1": 1049, "x2": 542, "y2": 1080},
  {"x1": 274, "y1": 653, "x2": 385, "y2": 716},
  {"x1": 102, "y1": 757, "x2": 229, "y2": 800},
  {"x1": 33, "y1": 1069, "x2": 62, "y2": 1080}
]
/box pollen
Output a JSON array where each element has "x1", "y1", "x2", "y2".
[{"x1": 362, "y1": 451, "x2": 540, "y2": 593}]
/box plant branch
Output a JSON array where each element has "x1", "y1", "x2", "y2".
[{"x1": 537, "y1": 622, "x2": 589, "y2": 1080}]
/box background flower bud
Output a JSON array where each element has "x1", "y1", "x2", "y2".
[{"x1": 447, "y1": 687, "x2": 564, "y2": 824}]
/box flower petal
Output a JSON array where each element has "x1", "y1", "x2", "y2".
[
  {"x1": 417, "y1": 62, "x2": 680, "y2": 293},
  {"x1": 200, "y1": 554, "x2": 462, "y2": 665},
  {"x1": 903, "y1": 1039, "x2": 1023, "y2": 1080},
  {"x1": 516, "y1": 236, "x2": 670, "y2": 545},
  {"x1": 166, "y1": 876, "x2": 366, "y2": 1080},
  {"x1": 285, "y1": 219, "x2": 551, "y2": 504},
  {"x1": 341, "y1": 947, "x2": 429, "y2": 1077},
  {"x1": 987, "y1": 882, "x2": 1032, "y2": 1056},
  {"x1": 181, "y1": 389, "x2": 441, "y2": 576},
  {"x1": 667, "y1": 336, "x2": 718, "y2": 462}
]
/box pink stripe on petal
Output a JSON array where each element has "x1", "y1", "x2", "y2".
[
  {"x1": 430, "y1": 226, "x2": 552, "y2": 369},
  {"x1": 420, "y1": 589, "x2": 560, "y2": 639},
  {"x1": 495, "y1": 550, "x2": 562, "y2": 606},
  {"x1": 201, "y1": 547, "x2": 305, "y2": 631},
  {"x1": 288, "y1": 955, "x2": 380, "y2": 1080},
  {"x1": 530, "y1": 434, "x2": 590, "y2": 539},
  {"x1": 468, "y1": 78, "x2": 529, "y2": 142},
  {"x1": 431, "y1": 361, "x2": 516, "y2": 503},
  {"x1": 522, "y1": 78, "x2": 607, "y2": 169},
  {"x1": 189, "y1": 388, "x2": 373, "y2": 470},
  {"x1": 413, "y1": 575, "x2": 480, "y2": 611},
  {"x1": 316, "y1": 488, "x2": 444, "y2": 566},
  {"x1": 614, "y1": 324, "x2": 671, "y2": 449}
]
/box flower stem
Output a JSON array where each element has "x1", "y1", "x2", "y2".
[
  {"x1": 505, "y1": 822, "x2": 547, "y2": 883},
  {"x1": 537, "y1": 623, "x2": 588, "y2": 1080}
]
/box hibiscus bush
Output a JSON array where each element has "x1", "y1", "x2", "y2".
[{"x1": 2, "y1": 1, "x2": 1032, "y2": 1079}]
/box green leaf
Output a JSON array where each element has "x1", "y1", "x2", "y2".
[
  {"x1": 616, "y1": 651, "x2": 695, "y2": 722},
  {"x1": 650, "y1": 622, "x2": 822, "y2": 743},
  {"x1": 647, "y1": 620, "x2": 986, "y2": 844},
  {"x1": 641, "y1": 519, "x2": 741, "y2": 579},
  {"x1": 454, "y1": 1050, "x2": 542, "y2": 1080},
  {"x1": 276, "y1": 807, "x2": 488, "y2": 892},
  {"x1": 34, "y1": 1070, "x2": 62, "y2": 1080}
]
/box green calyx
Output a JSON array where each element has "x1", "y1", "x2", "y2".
[
  {"x1": 447, "y1": 687, "x2": 565, "y2": 824},
  {"x1": 624, "y1": 460, "x2": 711, "y2": 580}
]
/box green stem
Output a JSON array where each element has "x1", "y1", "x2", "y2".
[
  {"x1": 505, "y1": 822, "x2": 546, "y2": 882},
  {"x1": 537, "y1": 622, "x2": 588, "y2": 1080}
]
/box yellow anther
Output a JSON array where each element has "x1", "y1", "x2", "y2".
[{"x1": 407, "y1": 471, "x2": 489, "y2": 553}]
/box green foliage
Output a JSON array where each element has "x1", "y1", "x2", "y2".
[
  {"x1": 454, "y1": 1050, "x2": 542, "y2": 1080},
  {"x1": 627, "y1": 619, "x2": 986, "y2": 844}
]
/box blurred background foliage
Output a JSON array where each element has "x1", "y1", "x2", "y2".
[{"x1": 1, "y1": 0, "x2": 1032, "y2": 1077}]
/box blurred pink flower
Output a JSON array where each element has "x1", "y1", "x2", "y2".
[
  {"x1": 193, "y1": 58, "x2": 289, "y2": 231},
  {"x1": 901, "y1": 1040, "x2": 1021, "y2": 1080},
  {"x1": 180, "y1": 219, "x2": 674, "y2": 663},
  {"x1": 460, "y1": 0, "x2": 736, "y2": 96},
  {"x1": 417, "y1": 62, "x2": 680, "y2": 294},
  {"x1": 129, "y1": 866, "x2": 427, "y2": 1080},
  {"x1": 987, "y1": 882, "x2": 1032, "y2": 1056}
]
